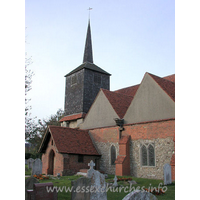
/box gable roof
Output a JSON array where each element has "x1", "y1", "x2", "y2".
[
  {"x1": 148, "y1": 73, "x2": 175, "y2": 102},
  {"x1": 39, "y1": 125, "x2": 100, "y2": 156},
  {"x1": 65, "y1": 62, "x2": 111, "y2": 77},
  {"x1": 102, "y1": 89, "x2": 133, "y2": 119}
]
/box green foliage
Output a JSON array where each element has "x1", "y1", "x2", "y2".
[
  {"x1": 25, "y1": 152, "x2": 42, "y2": 159},
  {"x1": 26, "y1": 108, "x2": 65, "y2": 153},
  {"x1": 25, "y1": 164, "x2": 32, "y2": 176}
]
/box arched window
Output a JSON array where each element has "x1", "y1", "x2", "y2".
[
  {"x1": 111, "y1": 145, "x2": 116, "y2": 165},
  {"x1": 141, "y1": 143, "x2": 155, "y2": 166},
  {"x1": 148, "y1": 144, "x2": 155, "y2": 166},
  {"x1": 141, "y1": 145, "x2": 147, "y2": 166}
]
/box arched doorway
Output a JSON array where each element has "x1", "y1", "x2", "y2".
[{"x1": 48, "y1": 150, "x2": 55, "y2": 175}]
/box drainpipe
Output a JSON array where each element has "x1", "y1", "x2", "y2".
[{"x1": 114, "y1": 118, "x2": 124, "y2": 139}]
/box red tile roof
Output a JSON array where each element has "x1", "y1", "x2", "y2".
[
  {"x1": 148, "y1": 73, "x2": 175, "y2": 102},
  {"x1": 114, "y1": 84, "x2": 139, "y2": 97},
  {"x1": 59, "y1": 113, "x2": 86, "y2": 122},
  {"x1": 40, "y1": 125, "x2": 100, "y2": 155},
  {"x1": 163, "y1": 74, "x2": 175, "y2": 83},
  {"x1": 100, "y1": 73, "x2": 175, "y2": 119},
  {"x1": 101, "y1": 89, "x2": 133, "y2": 119}
]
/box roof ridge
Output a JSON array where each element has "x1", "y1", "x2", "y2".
[{"x1": 49, "y1": 125, "x2": 88, "y2": 132}]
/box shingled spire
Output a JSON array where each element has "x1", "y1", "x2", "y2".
[{"x1": 83, "y1": 20, "x2": 93, "y2": 63}]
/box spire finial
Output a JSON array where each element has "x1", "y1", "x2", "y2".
[
  {"x1": 88, "y1": 7, "x2": 92, "y2": 20},
  {"x1": 83, "y1": 17, "x2": 93, "y2": 63}
]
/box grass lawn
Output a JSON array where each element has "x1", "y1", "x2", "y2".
[
  {"x1": 25, "y1": 164, "x2": 32, "y2": 176},
  {"x1": 25, "y1": 174, "x2": 175, "y2": 200}
]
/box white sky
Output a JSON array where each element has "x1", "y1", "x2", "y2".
[{"x1": 25, "y1": 0, "x2": 175, "y2": 120}]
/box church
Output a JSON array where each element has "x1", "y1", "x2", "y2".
[{"x1": 38, "y1": 20, "x2": 175, "y2": 181}]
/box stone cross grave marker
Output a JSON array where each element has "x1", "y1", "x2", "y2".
[
  {"x1": 88, "y1": 160, "x2": 95, "y2": 170},
  {"x1": 25, "y1": 177, "x2": 39, "y2": 200},
  {"x1": 27, "y1": 158, "x2": 34, "y2": 169},
  {"x1": 32, "y1": 158, "x2": 42, "y2": 175},
  {"x1": 163, "y1": 163, "x2": 172, "y2": 185},
  {"x1": 87, "y1": 160, "x2": 107, "y2": 200},
  {"x1": 122, "y1": 190, "x2": 158, "y2": 200},
  {"x1": 113, "y1": 175, "x2": 118, "y2": 187}
]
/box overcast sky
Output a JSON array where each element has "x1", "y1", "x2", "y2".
[{"x1": 25, "y1": 0, "x2": 175, "y2": 120}]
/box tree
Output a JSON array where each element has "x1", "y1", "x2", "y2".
[
  {"x1": 25, "y1": 53, "x2": 35, "y2": 140},
  {"x1": 27, "y1": 108, "x2": 65, "y2": 154}
]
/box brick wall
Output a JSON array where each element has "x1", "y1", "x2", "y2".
[
  {"x1": 89, "y1": 127, "x2": 119, "y2": 174},
  {"x1": 41, "y1": 137, "x2": 64, "y2": 176},
  {"x1": 89, "y1": 119, "x2": 175, "y2": 179},
  {"x1": 62, "y1": 154, "x2": 100, "y2": 175},
  {"x1": 42, "y1": 119, "x2": 175, "y2": 179},
  {"x1": 125, "y1": 119, "x2": 175, "y2": 179},
  {"x1": 115, "y1": 135, "x2": 131, "y2": 176},
  {"x1": 42, "y1": 136, "x2": 100, "y2": 176}
]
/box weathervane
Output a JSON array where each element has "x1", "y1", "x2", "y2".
[{"x1": 88, "y1": 7, "x2": 92, "y2": 20}]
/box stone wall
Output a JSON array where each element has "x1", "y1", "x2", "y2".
[
  {"x1": 130, "y1": 137, "x2": 174, "y2": 179},
  {"x1": 94, "y1": 141, "x2": 119, "y2": 174},
  {"x1": 89, "y1": 127, "x2": 119, "y2": 174},
  {"x1": 89, "y1": 119, "x2": 175, "y2": 179}
]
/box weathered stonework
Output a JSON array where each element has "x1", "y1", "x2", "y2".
[
  {"x1": 89, "y1": 119, "x2": 175, "y2": 179},
  {"x1": 130, "y1": 137, "x2": 174, "y2": 179},
  {"x1": 89, "y1": 127, "x2": 119, "y2": 174},
  {"x1": 95, "y1": 141, "x2": 119, "y2": 174}
]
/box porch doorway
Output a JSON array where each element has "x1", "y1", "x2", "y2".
[{"x1": 48, "y1": 150, "x2": 55, "y2": 175}]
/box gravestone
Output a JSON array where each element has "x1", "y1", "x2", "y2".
[
  {"x1": 71, "y1": 177, "x2": 91, "y2": 200},
  {"x1": 86, "y1": 160, "x2": 107, "y2": 200},
  {"x1": 122, "y1": 190, "x2": 158, "y2": 200},
  {"x1": 163, "y1": 163, "x2": 172, "y2": 185},
  {"x1": 112, "y1": 175, "x2": 118, "y2": 187},
  {"x1": 32, "y1": 158, "x2": 42, "y2": 175},
  {"x1": 27, "y1": 182, "x2": 57, "y2": 200},
  {"x1": 27, "y1": 158, "x2": 34, "y2": 169},
  {"x1": 25, "y1": 177, "x2": 39, "y2": 200}
]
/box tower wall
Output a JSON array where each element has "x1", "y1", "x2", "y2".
[
  {"x1": 64, "y1": 68, "x2": 110, "y2": 116},
  {"x1": 64, "y1": 69, "x2": 84, "y2": 116},
  {"x1": 83, "y1": 69, "x2": 110, "y2": 113}
]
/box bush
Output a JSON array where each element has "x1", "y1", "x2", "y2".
[{"x1": 25, "y1": 152, "x2": 42, "y2": 159}]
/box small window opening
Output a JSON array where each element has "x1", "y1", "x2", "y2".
[{"x1": 78, "y1": 155, "x2": 84, "y2": 163}]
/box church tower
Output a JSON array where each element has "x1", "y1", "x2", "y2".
[{"x1": 61, "y1": 20, "x2": 111, "y2": 128}]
